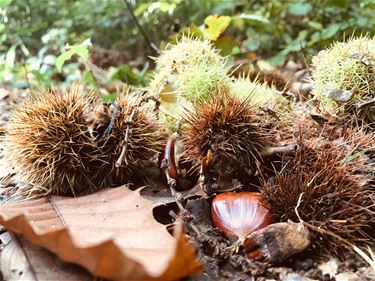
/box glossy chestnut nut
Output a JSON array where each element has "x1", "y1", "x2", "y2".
[
  {"x1": 159, "y1": 133, "x2": 198, "y2": 191},
  {"x1": 211, "y1": 192, "x2": 271, "y2": 243}
]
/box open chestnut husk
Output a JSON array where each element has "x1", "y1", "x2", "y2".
[
  {"x1": 244, "y1": 221, "x2": 311, "y2": 264},
  {"x1": 211, "y1": 192, "x2": 272, "y2": 244}
]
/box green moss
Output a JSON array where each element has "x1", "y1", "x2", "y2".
[{"x1": 312, "y1": 36, "x2": 375, "y2": 124}]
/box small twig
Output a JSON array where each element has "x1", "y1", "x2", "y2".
[
  {"x1": 302, "y1": 221, "x2": 353, "y2": 250},
  {"x1": 168, "y1": 210, "x2": 178, "y2": 219},
  {"x1": 115, "y1": 108, "x2": 137, "y2": 167},
  {"x1": 162, "y1": 161, "x2": 184, "y2": 210},
  {"x1": 98, "y1": 102, "x2": 120, "y2": 142},
  {"x1": 293, "y1": 194, "x2": 351, "y2": 249},
  {"x1": 122, "y1": 0, "x2": 160, "y2": 55},
  {"x1": 115, "y1": 94, "x2": 158, "y2": 167},
  {"x1": 189, "y1": 223, "x2": 201, "y2": 236},
  {"x1": 259, "y1": 144, "x2": 296, "y2": 157},
  {"x1": 294, "y1": 192, "x2": 304, "y2": 222},
  {"x1": 358, "y1": 97, "x2": 375, "y2": 109},
  {"x1": 161, "y1": 162, "x2": 184, "y2": 210}
]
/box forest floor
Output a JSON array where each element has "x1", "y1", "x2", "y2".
[{"x1": 0, "y1": 61, "x2": 374, "y2": 280}]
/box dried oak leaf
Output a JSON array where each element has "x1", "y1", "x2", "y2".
[{"x1": 0, "y1": 186, "x2": 202, "y2": 280}]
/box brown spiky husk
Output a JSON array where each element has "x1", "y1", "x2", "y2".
[
  {"x1": 4, "y1": 86, "x2": 103, "y2": 197},
  {"x1": 4, "y1": 86, "x2": 164, "y2": 199},
  {"x1": 180, "y1": 93, "x2": 272, "y2": 179},
  {"x1": 248, "y1": 71, "x2": 291, "y2": 93},
  {"x1": 261, "y1": 135, "x2": 375, "y2": 257},
  {"x1": 92, "y1": 93, "x2": 164, "y2": 185}
]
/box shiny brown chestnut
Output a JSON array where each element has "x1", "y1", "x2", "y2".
[
  {"x1": 211, "y1": 192, "x2": 272, "y2": 244},
  {"x1": 159, "y1": 133, "x2": 198, "y2": 191},
  {"x1": 160, "y1": 132, "x2": 180, "y2": 185}
]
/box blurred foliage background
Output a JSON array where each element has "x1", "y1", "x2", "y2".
[{"x1": 1, "y1": 0, "x2": 375, "y2": 90}]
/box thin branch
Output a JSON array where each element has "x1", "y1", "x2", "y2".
[
  {"x1": 115, "y1": 94, "x2": 158, "y2": 167},
  {"x1": 294, "y1": 192, "x2": 304, "y2": 222},
  {"x1": 99, "y1": 102, "x2": 120, "y2": 142},
  {"x1": 115, "y1": 108, "x2": 137, "y2": 167},
  {"x1": 123, "y1": 0, "x2": 160, "y2": 55},
  {"x1": 358, "y1": 97, "x2": 375, "y2": 109}
]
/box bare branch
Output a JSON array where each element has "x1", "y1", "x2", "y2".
[{"x1": 123, "y1": 0, "x2": 160, "y2": 55}]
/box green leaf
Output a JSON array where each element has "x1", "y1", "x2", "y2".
[
  {"x1": 326, "y1": 0, "x2": 349, "y2": 8},
  {"x1": 231, "y1": 46, "x2": 240, "y2": 55},
  {"x1": 111, "y1": 64, "x2": 145, "y2": 86},
  {"x1": 321, "y1": 23, "x2": 341, "y2": 39},
  {"x1": 308, "y1": 21, "x2": 323, "y2": 30},
  {"x1": 82, "y1": 71, "x2": 97, "y2": 87},
  {"x1": 344, "y1": 150, "x2": 368, "y2": 163},
  {"x1": 134, "y1": 3, "x2": 149, "y2": 17},
  {"x1": 78, "y1": 38, "x2": 92, "y2": 47},
  {"x1": 30, "y1": 70, "x2": 53, "y2": 86},
  {"x1": 182, "y1": 24, "x2": 204, "y2": 38},
  {"x1": 214, "y1": 36, "x2": 237, "y2": 56},
  {"x1": 0, "y1": 0, "x2": 11, "y2": 9},
  {"x1": 235, "y1": 13, "x2": 269, "y2": 24},
  {"x1": 72, "y1": 45, "x2": 89, "y2": 61},
  {"x1": 102, "y1": 93, "x2": 118, "y2": 103},
  {"x1": 308, "y1": 31, "x2": 322, "y2": 46},
  {"x1": 56, "y1": 50, "x2": 74, "y2": 73},
  {"x1": 244, "y1": 38, "x2": 260, "y2": 52},
  {"x1": 203, "y1": 15, "x2": 231, "y2": 41},
  {"x1": 289, "y1": 3, "x2": 312, "y2": 16},
  {"x1": 6, "y1": 45, "x2": 16, "y2": 67},
  {"x1": 139, "y1": 61, "x2": 149, "y2": 78},
  {"x1": 55, "y1": 39, "x2": 91, "y2": 73}
]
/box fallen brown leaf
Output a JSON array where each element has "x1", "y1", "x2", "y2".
[
  {"x1": 0, "y1": 186, "x2": 202, "y2": 280},
  {"x1": 0, "y1": 231, "x2": 92, "y2": 280}
]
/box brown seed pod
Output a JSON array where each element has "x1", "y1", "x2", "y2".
[
  {"x1": 180, "y1": 93, "x2": 272, "y2": 191},
  {"x1": 244, "y1": 221, "x2": 310, "y2": 264},
  {"x1": 94, "y1": 93, "x2": 164, "y2": 186},
  {"x1": 4, "y1": 86, "x2": 102, "y2": 197},
  {"x1": 261, "y1": 136, "x2": 375, "y2": 257},
  {"x1": 4, "y1": 86, "x2": 164, "y2": 199}
]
